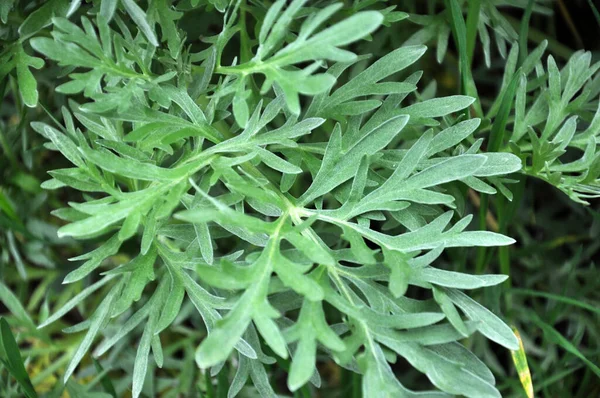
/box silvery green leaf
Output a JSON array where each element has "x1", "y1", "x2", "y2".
[
  {"x1": 64, "y1": 280, "x2": 122, "y2": 382},
  {"x1": 400, "y1": 96, "x2": 475, "y2": 119},
  {"x1": 300, "y1": 115, "x2": 409, "y2": 204},
  {"x1": 63, "y1": 234, "x2": 122, "y2": 283},
  {"x1": 415, "y1": 268, "x2": 508, "y2": 289},
  {"x1": 121, "y1": 0, "x2": 159, "y2": 46},
  {"x1": 38, "y1": 275, "x2": 116, "y2": 328},
  {"x1": 444, "y1": 289, "x2": 519, "y2": 350},
  {"x1": 381, "y1": 340, "x2": 500, "y2": 398}
]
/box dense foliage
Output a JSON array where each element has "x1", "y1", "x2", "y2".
[{"x1": 1, "y1": 0, "x2": 599, "y2": 397}]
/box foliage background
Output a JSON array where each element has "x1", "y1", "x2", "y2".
[{"x1": 0, "y1": 0, "x2": 599, "y2": 397}]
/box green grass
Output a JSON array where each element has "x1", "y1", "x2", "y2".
[{"x1": 1, "y1": 1, "x2": 599, "y2": 397}]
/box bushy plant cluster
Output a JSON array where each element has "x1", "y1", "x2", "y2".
[{"x1": 1, "y1": 0, "x2": 599, "y2": 397}]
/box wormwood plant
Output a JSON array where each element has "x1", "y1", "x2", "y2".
[{"x1": 3, "y1": 0, "x2": 598, "y2": 397}]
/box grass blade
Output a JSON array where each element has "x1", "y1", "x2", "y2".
[
  {"x1": 510, "y1": 326, "x2": 533, "y2": 398},
  {"x1": 0, "y1": 318, "x2": 38, "y2": 398},
  {"x1": 532, "y1": 315, "x2": 600, "y2": 379}
]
